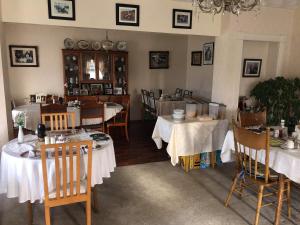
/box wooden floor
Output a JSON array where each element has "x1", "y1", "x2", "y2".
[
  {"x1": 109, "y1": 120, "x2": 170, "y2": 166},
  {"x1": 13, "y1": 120, "x2": 170, "y2": 167}
]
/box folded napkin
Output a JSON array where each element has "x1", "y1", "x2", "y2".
[{"x1": 197, "y1": 115, "x2": 213, "y2": 121}]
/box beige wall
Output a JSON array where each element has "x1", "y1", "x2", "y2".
[
  {"x1": 0, "y1": 0, "x2": 12, "y2": 146},
  {"x1": 239, "y1": 41, "x2": 279, "y2": 97},
  {"x1": 212, "y1": 7, "x2": 295, "y2": 119},
  {"x1": 1, "y1": 0, "x2": 221, "y2": 36},
  {"x1": 287, "y1": 7, "x2": 300, "y2": 76},
  {"x1": 186, "y1": 35, "x2": 214, "y2": 100},
  {"x1": 5, "y1": 23, "x2": 188, "y2": 120}
]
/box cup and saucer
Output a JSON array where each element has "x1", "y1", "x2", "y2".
[{"x1": 280, "y1": 139, "x2": 298, "y2": 150}]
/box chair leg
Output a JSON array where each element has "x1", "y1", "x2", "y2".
[
  {"x1": 92, "y1": 187, "x2": 99, "y2": 213},
  {"x1": 125, "y1": 125, "x2": 129, "y2": 142},
  {"x1": 286, "y1": 181, "x2": 292, "y2": 219},
  {"x1": 27, "y1": 201, "x2": 33, "y2": 225},
  {"x1": 238, "y1": 179, "x2": 245, "y2": 198},
  {"x1": 225, "y1": 174, "x2": 239, "y2": 207},
  {"x1": 86, "y1": 199, "x2": 91, "y2": 225},
  {"x1": 254, "y1": 185, "x2": 264, "y2": 225},
  {"x1": 44, "y1": 206, "x2": 51, "y2": 225}
]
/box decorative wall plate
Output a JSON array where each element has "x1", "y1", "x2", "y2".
[
  {"x1": 117, "y1": 41, "x2": 127, "y2": 51},
  {"x1": 91, "y1": 41, "x2": 101, "y2": 50},
  {"x1": 77, "y1": 40, "x2": 90, "y2": 49},
  {"x1": 64, "y1": 38, "x2": 75, "y2": 49}
]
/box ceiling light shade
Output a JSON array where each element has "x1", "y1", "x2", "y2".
[{"x1": 192, "y1": 0, "x2": 261, "y2": 15}]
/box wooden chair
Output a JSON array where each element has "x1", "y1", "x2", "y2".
[
  {"x1": 175, "y1": 88, "x2": 183, "y2": 97},
  {"x1": 40, "y1": 103, "x2": 67, "y2": 114},
  {"x1": 238, "y1": 110, "x2": 267, "y2": 127},
  {"x1": 225, "y1": 125, "x2": 291, "y2": 225},
  {"x1": 41, "y1": 112, "x2": 76, "y2": 131},
  {"x1": 40, "y1": 140, "x2": 93, "y2": 225},
  {"x1": 80, "y1": 102, "x2": 105, "y2": 132},
  {"x1": 107, "y1": 98, "x2": 130, "y2": 141}
]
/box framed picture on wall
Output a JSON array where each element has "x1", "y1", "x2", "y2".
[
  {"x1": 149, "y1": 51, "x2": 169, "y2": 69},
  {"x1": 116, "y1": 3, "x2": 140, "y2": 26},
  {"x1": 48, "y1": 0, "x2": 76, "y2": 20},
  {"x1": 9, "y1": 45, "x2": 39, "y2": 67},
  {"x1": 203, "y1": 42, "x2": 214, "y2": 65},
  {"x1": 191, "y1": 51, "x2": 202, "y2": 66},
  {"x1": 172, "y1": 9, "x2": 192, "y2": 29},
  {"x1": 242, "y1": 59, "x2": 262, "y2": 77}
]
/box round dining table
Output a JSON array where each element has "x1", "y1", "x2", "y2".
[
  {"x1": 0, "y1": 131, "x2": 116, "y2": 203},
  {"x1": 11, "y1": 102, "x2": 123, "y2": 131}
]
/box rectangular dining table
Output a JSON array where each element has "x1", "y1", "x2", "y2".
[
  {"x1": 152, "y1": 116, "x2": 228, "y2": 170},
  {"x1": 221, "y1": 130, "x2": 300, "y2": 225}
]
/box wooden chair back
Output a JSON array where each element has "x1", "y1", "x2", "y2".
[
  {"x1": 80, "y1": 102, "x2": 105, "y2": 130},
  {"x1": 40, "y1": 141, "x2": 92, "y2": 224},
  {"x1": 233, "y1": 124, "x2": 270, "y2": 183},
  {"x1": 42, "y1": 112, "x2": 75, "y2": 131},
  {"x1": 148, "y1": 91, "x2": 156, "y2": 114},
  {"x1": 175, "y1": 88, "x2": 183, "y2": 97},
  {"x1": 238, "y1": 110, "x2": 267, "y2": 127}
]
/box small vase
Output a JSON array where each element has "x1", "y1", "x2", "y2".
[{"x1": 18, "y1": 126, "x2": 24, "y2": 144}]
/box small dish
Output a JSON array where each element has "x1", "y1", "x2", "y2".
[
  {"x1": 64, "y1": 38, "x2": 75, "y2": 49},
  {"x1": 91, "y1": 41, "x2": 101, "y2": 50}
]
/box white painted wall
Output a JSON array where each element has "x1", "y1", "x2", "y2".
[
  {"x1": 1, "y1": 0, "x2": 221, "y2": 36},
  {"x1": 239, "y1": 41, "x2": 279, "y2": 97},
  {"x1": 5, "y1": 23, "x2": 188, "y2": 120},
  {"x1": 0, "y1": 0, "x2": 12, "y2": 147},
  {"x1": 186, "y1": 35, "x2": 214, "y2": 100}
]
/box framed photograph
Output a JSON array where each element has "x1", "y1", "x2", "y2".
[
  {"x1": 191, "y1": 51, "x2": 202, "y2": 66},
  {"x1": 203, "y1": 42, "x2": 214, "y2": 65},
  {"x1": 30, "y1": 95, "x2": 36, "y2": 103},
  {"x1": 242, "y1": 59, "x2": 262, "y2": 77},
  {"x1": 116, "y1": 3, "x2": 139, "y2": 26},
  {"x1": 90, "y1": 84, "x2": 103, "y2": 95},
  {"x1": 48, "y1": 0, "x2": 75, "y2": 20},
  {"x1": 9, "y1": 45, "x2": 39, "y2": 67},
  {"x1": 113, "y1": 87, "x2": 123, "y2": 95},
  {"x1": 172, "y1": 9, "x2": 192, "y2": 29},
  {"x1": 149, "y1": 51, "x2": 169, "y2": 69},
  {"x1": 105, "y1": 88, "x2": 113, "y2": 95}
]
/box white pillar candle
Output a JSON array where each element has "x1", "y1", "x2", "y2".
[
  {"x1": 50, "y1": 137, "x2": 56, "y2": 144},
  {"x1": 44, "y1": 136, "x2": 50, "y2": 145}
]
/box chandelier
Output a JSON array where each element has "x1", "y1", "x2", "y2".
[{"x1": 192, "y1": 0, "x2": 261, "y2": 15}]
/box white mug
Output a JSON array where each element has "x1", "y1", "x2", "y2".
[
  {"x1": 286, "y1": 140, "x2": 294, "y2": 149},
  {"x1": 274, "y1": 129, "x2": 279, "y2": 138}
]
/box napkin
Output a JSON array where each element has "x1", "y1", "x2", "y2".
[{"x1": 197, "y1": 115, "x2": 213, "y2": 121}]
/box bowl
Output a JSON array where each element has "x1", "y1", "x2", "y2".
[
  {"x1": 173, "y1": 109, "x2": 184, "y2": 115},
  {"x1": 172, "y1": 113, "x2": 185, "y2": 120}
]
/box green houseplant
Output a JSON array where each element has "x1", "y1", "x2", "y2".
[{"x1": 250, "y1": 77, "x2": 300, "y2": 132}]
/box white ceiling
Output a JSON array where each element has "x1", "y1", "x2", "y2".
[{"x1": 176, "y1": 0, "x2": 300, "y2": 9}]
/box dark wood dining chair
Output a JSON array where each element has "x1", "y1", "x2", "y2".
[
  {"x1": 40, "y1": 103, "x2": 67, "y2": 114},
  {"x1": 225, "y1": 124, "x2": 291, "y2": 225},
  {"x1": 238, "y1": 110, "x2": 267, "y2": 127},
  {"x1": 107, "y1": 98, "x2": 130, "y2": 141},
  {"x1": 40, "y1": 140, "x2": 93, "y2": 225},
  {"x1": 80, "y1": 102, "x2": 105, "y2": 132}
]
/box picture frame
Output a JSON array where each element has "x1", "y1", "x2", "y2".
[
  {"x1": 191, "y1": 51, "x2": 202, "y2": 66},
  {"x1": 172, "y1": 9, "x2": 192, "y2": 29},
  {"x1": 242, "y1": 59, "x2": 262, "y2": 78},
  {"x1": 30, "y1": 95, "x2": 36, "y2": 103},
  {"x1": 116, "y1": 3, "x2": 140, "y2": 26},
  {"x1": 9, "y1": 45, "x2": 39, "y2": 67},
  {"x1": 203, "y1": 42, "x2": 214, "y2": 65},
  {"x1": 105, "y1": 88, "x2": 113, "y2": 95},
  {"x1": 90, "y1": 84, "x2": 103, "y2": 95},
  {"x1": 149, "y1": 51, "x2": 169, "y2": 69},
  {"x1": 48, "y1": 0, "x2": 75, "y2": 20},
  {"x1": 113, "y1": 87, "x2": 123, "y2": 95}
]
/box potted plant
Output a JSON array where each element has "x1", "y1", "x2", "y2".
[{"x1": 15, "y1": 112, "x2": 25, "y2": 143}]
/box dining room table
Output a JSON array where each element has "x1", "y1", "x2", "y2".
[
  {"x1": 0, "y1": 130, "x2": 116, "y2": 224},
  {"x1": 221, "y1": 130, "x2": 300, "y2": 225},
  {"x1": 152, "y1": 115, "x2": 229, "y2": 171},
  {"x1": 11, "y1": 102, "x2": 123, "y2": 130}
]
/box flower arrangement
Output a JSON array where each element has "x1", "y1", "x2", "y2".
[{"x1": 15, "y1": 112, "x2": 25, "y2": 128}]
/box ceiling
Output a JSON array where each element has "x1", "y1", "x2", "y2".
[{"x1": 176, "y1": 0, "x2": 300, "y2": 9}]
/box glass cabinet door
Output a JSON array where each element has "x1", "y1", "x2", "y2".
[
  {"x1": 64, "y1": 53, "x2": 80, "y2": 96},
  {"x1": 113, "y1": 54, "x2": 128, "y2": 94},
  {"x1": 81, "y1": 53, "x2": 96, "y2": 81},
  {"x1": 96, "y1": 52, "x2": 111, "y2": 81}
]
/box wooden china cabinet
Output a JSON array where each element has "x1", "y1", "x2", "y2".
[{"x1": 62, "y1": 49, "x2": 129, "y2": 104}]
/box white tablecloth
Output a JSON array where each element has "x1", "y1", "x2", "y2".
[
  {"x1": 221, "y1": 130, "x2": 300, "y2": 184},
  {"x1": 12, "y1": 103, "x2": 123, "y2": 130},
  {"x1": 0, "y1": 133, "x2": 116, "y2": 203},
  {"x1": 152, "y1": 116, "x2": 229, "y2": 165}
]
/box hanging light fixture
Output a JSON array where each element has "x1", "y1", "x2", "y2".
[{"x1": 192, "y1": 0, "x2": 261, "y2": 15}]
